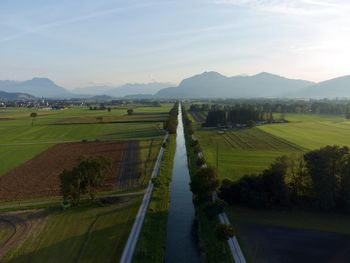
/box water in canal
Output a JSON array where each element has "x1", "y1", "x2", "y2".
[{"x1": 165, "y1": 104, "x2": 200, "y2": 263}]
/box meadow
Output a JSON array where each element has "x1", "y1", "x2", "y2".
[
  {"x1": 260, "y1": 114, "x2": 350, "y2": 150},
  {"x1": 2, "y1": 196, "x2": 142, "y2": 263},
  {"x1": 0, "y1": 104, "x2": 172, "y2": 175},
  {"x1": 193, "y1": 113, "x2": 350, "y2": 181}
]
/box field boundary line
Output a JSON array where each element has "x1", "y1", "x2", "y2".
[{"x1": 119, "y1": 133, "x2": 169, "y2": 263}]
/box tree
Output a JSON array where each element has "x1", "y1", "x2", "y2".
[
  {"x1": 204, "y1": 200, "x2": 224, "y2": 219},
  {"x1": 30, "y1": 112, "x2": 37, "y2": 126},
  {"x1": 216, "y1": 224, "x2": 234, "y2": 241},
  {"x1": 287, "y1": 157, "x2": 310, "y2": 204},
  {"x1": 340, "y1": 155, "x2": 350, "y2": 212},
  {"x1": 127, "y1": 108, "x2": 134, "y2": 115},
  {"x1": 304, "y1": 146, "x2": 348, "y2": 210},
  {"x1": 262, "y1": 156, "x2": 290, "y2": 207},
  {"x1": 107, "y1": 107, "x2": 111, "y2": 112},
  {"x1": 59, "y1": 156, "x2": 111, "y2": 205},
  {"x1": 190, "y1": 167, "x2": 219, "y2": 202}
]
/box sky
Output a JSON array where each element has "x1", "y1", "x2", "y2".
[{"x1": 1, "y1": 0, "x2": 350, "y2": 89}]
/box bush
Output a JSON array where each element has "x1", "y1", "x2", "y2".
[
  {"x1": 196, "y1": 157, "x2": 206, "y2": 167},
  {"x1": 190, "y1": 167, "x2": 219, "y2": 203},
  {"x1": 247, "y1": 120, "x2": 256, "y2": 128},
  {"x1": 216, "y1": 224, "x2": 234, "y2": 241},
  {"x1": 204, "y1": 200, "x2": 225, "y2": 219}
]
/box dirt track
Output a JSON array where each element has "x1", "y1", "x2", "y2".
[
  {"x1": 0, "y1": 211, "x2": 46, "y2": 260},
  {"x1": 0, "y1": 141, "x2": 126, "y2": 201}
]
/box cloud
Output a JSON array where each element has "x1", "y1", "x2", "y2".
[
  {"x1": 0, "y1": 1, "x2": 169, "y2": 43},
  {"x1": 212, "y1": 0, "x2": 350, "y2": 16}
]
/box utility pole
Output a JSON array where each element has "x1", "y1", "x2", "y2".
[{"x1": 216, "y1": 142, "x2": 219, "y2": 170}]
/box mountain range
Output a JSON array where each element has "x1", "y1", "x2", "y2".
[
  {"x1": 73, "y1": 82, "x2": 172, "y2": 97},
  {"x1": 155, "y1": 72, "x2": 315, "y2": 98},
  {"x1": 1, "y1": 72, "x2": 350, "y2": 99},
  {"x1": 0, "y1": 78, "x2": 68, "y2": 98}
]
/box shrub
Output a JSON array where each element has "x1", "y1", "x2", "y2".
[{"x1": 216, "y1": 224, "x2": 234, "y2": 241}]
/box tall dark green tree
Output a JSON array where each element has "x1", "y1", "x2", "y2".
[
  {"x1": 59, "y1": 156, "x2": 111, "y2": 205},
  {"x1": 190, "y1": 167, "x2": 219, "y2": 202},
  {"x1": 304, "y1": 146, "x2": 348, "y2": 210}
]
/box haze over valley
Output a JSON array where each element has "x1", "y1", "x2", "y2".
[
  {"x1": 1, "y1": 1, "x2": 350, "y2": 263},
  {"x1": 2, "y1": 72, "x2": 350, "y2": 100}
]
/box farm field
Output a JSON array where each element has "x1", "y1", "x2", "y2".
[
  {"x1": 0, "y1": 104, "x2": 170, "y2": 176},
  {"x1": 227, "y1": 206, "x2": 350, "y2": 263},
  {"x1": 1, "y1": 196, "x2": 142, "y2": 263},
  {"x1": 260, "y1": 113, "x2": 350, "y2": 150},
  {"x1": 195, "y1": 127, "x2": 302, "y2": 181},
  {"x1": 0, "y1": 103, "x2": 172, "y2": 262},
  {"x1": 0, "y1": 141, "x2": 128, "y2": 201},
  {"x1": 194, "y1": 113, "x2": 350, "y2": 181}
]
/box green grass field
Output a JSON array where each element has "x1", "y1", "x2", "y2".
[
  {"x1": 195, "y1": 113, "x2": 350, "y2": 181},
  {"x1": 260, "y1": 114, "x2": 350, "y2": 150},
  {"x1": 196, "y1": 128, "x2": 301, "y2": 181},
  {"x1": 3, "y1": 196, "x2": 142, "y2": 263},
  {"x1": 0, "y1": 104, "x2": 171, "y2": 176}
]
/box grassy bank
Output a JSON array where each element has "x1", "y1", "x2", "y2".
[
  {"x1": 133, "y1": 135, "x2": 176, "y2": 263},
  {"x1": 182, "y1": 106, "x2": 233, "y2": 263}
]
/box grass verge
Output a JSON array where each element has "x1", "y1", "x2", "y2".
[{"x1": 132, "y1": 135, "x2": 176, "y2": 263}]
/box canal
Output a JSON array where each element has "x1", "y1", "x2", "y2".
[{"x1": 165, "y1": 103, "x2": 200, "y2": 263}]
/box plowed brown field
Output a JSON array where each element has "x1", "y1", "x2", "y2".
[{"x1": 0, "y1": 141, "x2": 127, "y2": 201}]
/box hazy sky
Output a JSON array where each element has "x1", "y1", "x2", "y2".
[{"x1": 1, "y1": 0, "x2": 350, "y2": 89}]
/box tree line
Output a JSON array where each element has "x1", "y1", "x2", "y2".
[
  {"x1": 190, "y1": 99, "x2": 350, "y2": 120},
  {"x1": 220, "y1": 145, "x2": 350, "y2": 213},
  {"x1": 182, "y1": 105, "x2": 235, "y2": 242},
  {"x1": 163, "y1": 102, "x2": 179, "y2": 134},
  {"x1": 204, "y1": 106, "x2": 275, "y2": 127}
]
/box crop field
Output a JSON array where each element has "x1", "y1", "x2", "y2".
[
  {"x1": 0, "y1": 104, "x2": 170, "y2": 176},
  {"x1": 0, "y1": 104, "x2": 171, "y2": 262},
  {"x1": 196, "y1": 128, "x2": 302, "y2": 181},
  {"x1": 1, "y1": 196, "x2": 142, "y2": 262},
  {"x1": 0, "y1": 141, "x2": 127, "y2": 201},
  {"x1": 194, "y1": 113, "x2": 350, "y2": 181},
  {"x1": 260, "y1": 114, "x2": 350, "y2": 150}
]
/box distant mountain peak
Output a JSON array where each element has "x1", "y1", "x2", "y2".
[
  {"x1": 0, "y1": 77, "x2": 69, "y2": 98},
  {"x1": 156, "y1": 71, "x2": 315, "y2": 98}
]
